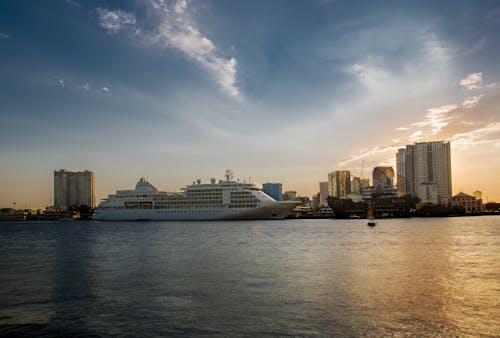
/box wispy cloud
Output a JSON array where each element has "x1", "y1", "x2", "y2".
[
  {"x1": 76, "y1": 82, "x2": 90, "y2": 91},
  {"x1": 350, "y1": 62, "x2": 389, "y2": 87},
  {"x1": 460, "y1": 72, "x2": 482, "y2": 89},
  {"x1": 462, "y1": 94, "x2": 484, "y2": 108},
  {"x1": 97, "y1": 8, "x2": 136, "y2": 34},
  {"x1": 100, "y1": 86, "x2": 110, "y2": 93},
  {"x1": 335, "y1": 92, "x2": 500, "y2": 170},
  {"x1": 412, "y1": 104, "x2": 457, "y2": 134},
  {"x1": 334, "y1": 144, "x2": 402, "y2": 168},
  {"x1": 174, "y1": 0, "x2": 188, "y2": 14},
  {"x1": 452, "y1": 122, "x2": 500, "y2": 149},
  {"x1": 58, "y1": 78, "x2": 65, "y2": 87},
  {"x1": 0, "y1": 32, "x2": 9, "y2": 39},
  {"x1": 409, "y1": 130, "x2": 424, "y2": 142},
  {"x1": 395, "y1": 127, "x2": 409, "y2": 131},
  {"x1": 95, "y1": 0, "x2": 240, "y2": 98},
  {"x1": 65, "y1": 0, "x2": 80, "y2": 7}
]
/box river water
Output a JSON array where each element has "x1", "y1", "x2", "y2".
[{"x1": 1, "y1": 217, "x2": 499, "y2": 337}]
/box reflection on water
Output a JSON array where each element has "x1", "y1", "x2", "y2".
[{"x1": 0, "y1": 217, "x2": 499, "y2": 336}]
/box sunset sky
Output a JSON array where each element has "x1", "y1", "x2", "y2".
[{"x1": 1, "y1": 0, "x2": 499, "y2": 208}]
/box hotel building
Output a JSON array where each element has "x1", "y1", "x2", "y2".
[
  {"x1": 396, "y1": 141, "x2": 452, "y2": 204},
  {"x1": 54, "y1": 169, "x2": 96, "y2": 209}
]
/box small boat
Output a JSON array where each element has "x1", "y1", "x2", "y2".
[
  {"x1": 367, "y1": 216, "x2": 376, "y2": 226},
  {"x1": 367, "y1": 200, "x2": 376, "y2": 226}
]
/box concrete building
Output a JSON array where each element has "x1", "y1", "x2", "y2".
[
  {"x1": 373, "y1": 167, "x2": 394, "y2": 189},
  {"x1": 262, "y1": 183, "x2": 283, "y2": 201},
  {"x1": 311, "y1": 193, "x2": 321, "y2": 211},
  {"x1": 54, "y1": 169, "x2": 95, "y2": 209},
  {"x1": 396, "y1": 148, "x2": 407, "y2": 196},
  {"x1": 448, "y1": 192, "x2": 482, "y2": 213},
  {"x1": 283, "y1": 191, "x2": 297, "y2": 201},
  {"x1": 396, "y1": 141, "x2": 452, "y2": 204},
  {"x1": 319, "y1": 181, "x2": 329, "y2": 204},
  {"x1": 351, "y1": 176, "x2": 361, "y2": 194},
  {"x1": 328, "y1": 171, "x2": 351, "y2": 199}
]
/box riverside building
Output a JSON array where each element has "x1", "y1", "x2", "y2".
[
  {"x1": 396, "y1": 141, "x2": 452, "y2": 204},
  {"x1": 319, "y1": 181, "x2": 329, "y2": 204},
  {"x1": 328, "y1": 171, "x2": 351, "y2": 199},
  {"x1": 54, "y1": 169, "x2": 96, "y2": 209}
]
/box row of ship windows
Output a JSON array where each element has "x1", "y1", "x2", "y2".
[
  {"x1": 187, "y1": 189, "x2": 223, "y2": 193},
  {"x1": 106, "y1": 204, "x2": 259, "y2": 209},
  {"x1": 151, "y1": 209, "x2": 253, "y2": 213},
  {"x1": 231, "y1": 198, "x2": 258, "y2": 202},
  {"x1": 154, "y1": 210, "x2": 222, "y2": 213}
]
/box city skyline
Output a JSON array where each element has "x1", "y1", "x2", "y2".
[{"x1": 1, "y1": 0, "x2": 500, "y2": 208}]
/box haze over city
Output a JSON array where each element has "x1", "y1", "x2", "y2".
[{"x1": 1, "y1": 0, "x2": 500, "y2": 208}]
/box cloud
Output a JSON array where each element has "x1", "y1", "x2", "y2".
[
  {"x1": 335, "y1": 93, "x2": 500, "y2": 171},
  {"x1": 395, "y1": 127, "x2": 409, "y2": 131},
  {"x1": 65, "y1": 0, "x2": 80, "y2": 7},
  {"x1": 351, "y1": 63, "x2": 388, "y2": 86},
  {"x1": 452, "y1": 122, "x2": 500, "y2": 149},
  {"x1": 408, "y1": 130, "x2": 423, "y2": 142},
  {"x1": 150, "y1": 0, "x2": 240, "y2": 97},
  {"x1": 95, "y1": 1, "x2": 240, "y2": 98},
  {"x1": 460, "y1": 72, "x2": 482, "y2": 90},
  {"x1": 174, "y1": 0, "x2": 188, "y2": 14},
  {"x1": 100, "y1": 86, "x2": 110, "y2": 93},
  {"x1": 76, "y1": 83, "x2": 91, "y2": 91},
  {"x1": 58, "y1": 78, "x2": 65, "y2": 87},
  {"x1": 423, "y1": 37, "x2": 451, "y2": 63},
  {"x1": 412, "y1": 104, "x2": 458, "y2": 134},
  {"x1": 97, "y1": 8, "x2": 136, "y2": 34},
  {"x1": 462, "y1": 94, "x2": 484, "y2": 108},
  {"x1": 0, "y1": 32, "x2": 9, "y2": 39},
  {"x1": 334, "y1": 144, "x2": 402, "y2": 168}
]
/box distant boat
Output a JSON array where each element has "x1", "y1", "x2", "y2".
[{"x1": 367, "y1": 200, "x2": 376, "y2": 226}]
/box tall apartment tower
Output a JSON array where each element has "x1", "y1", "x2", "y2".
[
  {"x1": 396, "y1": 148, "x2": 407, "y2": 196},
  {"x1": 319, "y1": 181, "x2": 329, "y2": 204},
  {"x1": 54, "y1": 169, "x2": 96, "y2": 209},
  {"x1": 372, "y1": 167, "x2": 395, "y2": 188},
  {"x1": 396, "y1": 141, "x2": 452, "y2": 204},
  {"x1": 328, "y1": 171, "x2": 351, "y2": 199}
]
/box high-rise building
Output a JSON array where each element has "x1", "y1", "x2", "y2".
[
  {"x1": 54, "y1": 169, "x2": 95, "y2": 209},
  {"x1": 328, "y1": 171, "x2": 351, "y2": 199},
  {"x1": 319, "y1": 181, "x2": 329, "y2": 204},
  {"x1": 396, "y1": 148, "x2": 407, "y2": 196},
  {"x1": 283, "y1": 191, "x2": 297, "y2": 201},
  {"x1": 396, "y1": 141, "x2": 452, "y2": 204},
  {"x1": 373, "y1": 167, "x2": 395, "y2": 188},
  {"x1": 262, "y1": 183, "x2": 283, "y2": 201},
  {"x1": 351, "y1": 176, "x2": 361, "y2": 194},
  {"x1": 360, "y1": 178, "x2": 370, "y2": 188}
]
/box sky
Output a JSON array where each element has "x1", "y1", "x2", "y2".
[{"x1": 1, "y1": 0, "x2": 500, "y2": 208}]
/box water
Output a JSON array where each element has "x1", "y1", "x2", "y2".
[{"x1": 1, "y1": 217, "x2": 499, "y2": 337}]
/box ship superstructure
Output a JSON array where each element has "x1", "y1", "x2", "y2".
[{"x1": 93, "y1": 173, "x2": 299, "y2": 221}]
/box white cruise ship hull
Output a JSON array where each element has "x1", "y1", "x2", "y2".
[{"x1": 93, "y1": 202, "x2": 298, "y2": 221}]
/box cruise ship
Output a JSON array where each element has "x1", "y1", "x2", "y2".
[{"x1": 93, "y1": 172, "x2": 299, "y2": 221}]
